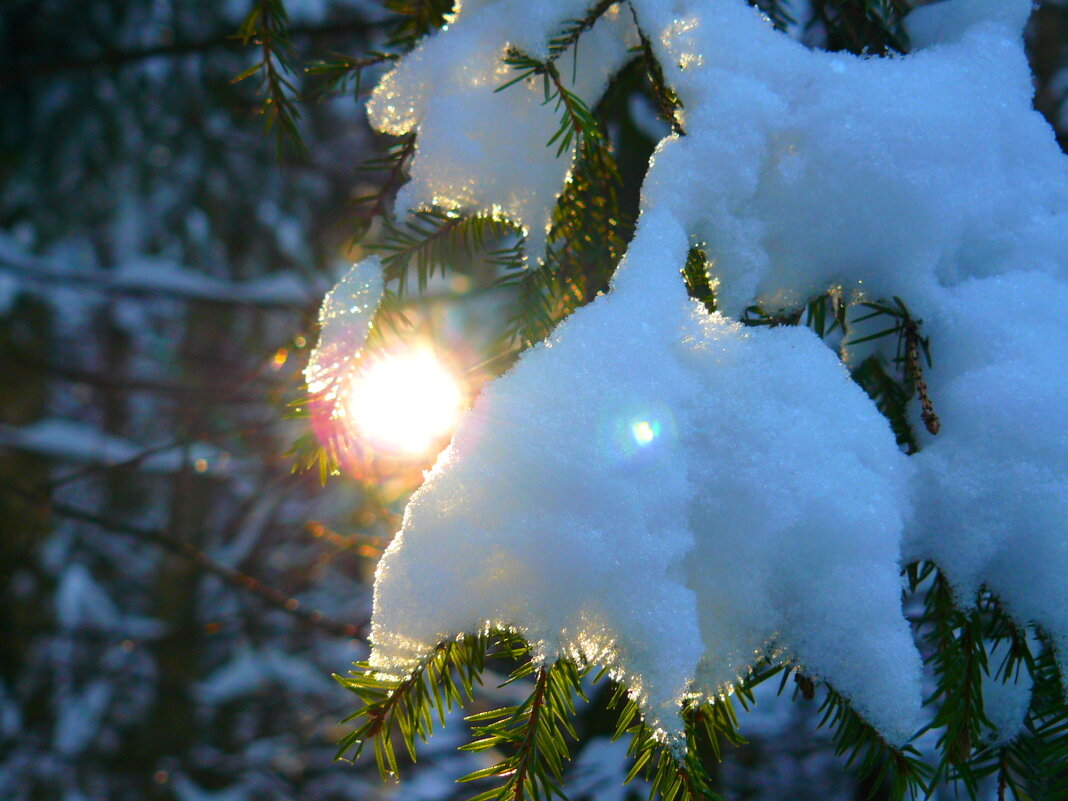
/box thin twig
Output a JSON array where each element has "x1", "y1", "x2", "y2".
[
  {"x1": 626, "y1": 2, "x2": 685, "y2": 136},
  {"x1": 3, "y1": 19, "x2": 387, "y2": 87},
  {"x1": 5, "y1": 482, "x2": 365, "y2": 639},
  {"x1": 904, "y1": 321, "x2": 940, "y2": 435},
  {"x1": 512, "y1": 666, "x2": 550, "y2": 801}
]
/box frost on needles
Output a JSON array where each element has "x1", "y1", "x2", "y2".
[{"x1": 324, "y1": 0, "x2": 1068, "y2": 749}]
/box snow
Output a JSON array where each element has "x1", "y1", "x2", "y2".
[
  {"x1": 980, "y1": 639, "x2": 1033, "y2": 747},
  {"x1": 906, "y1": 272, "x2": 1068, "y2": 680},
  {"x1": 350, "y1": 0, "x2": 1068, "y2": 749},
  {"x1": 906, "y1": 0, "x2": 1033, "y2": 48},
  {"x1": 367, "y1": 0, "x2": 637, "y2": 263},
  {"x1": 635, "y1": 0, "x2": 1066, "y2": 318},
  {"x1": 55, "y1": 564, "x2": 122, "y2": 631},
  {"x1": 55, "y1": 563, "x2": 166, "y2": 638},
  {"x1": 53, "y1": 680, "x2": 112, "y2": 756},
  {"x1": 370, "y1": 209, "x2": 922, "y2": 743},
  {"x1": 1, "y1": 419, "x2": 141, "y2": 468},
  {"x1": 0, "y1": 418, "x2": 229, "y2": 475},
  {"x1": 0, "y1": 238, "x2": 323, "y2": 307},
  {"x1": 197, "y1": 646, "x2": 331, "y2": 705},
  {"x1": 304, "y1": 257, "x2": 384, "y2": 396}
]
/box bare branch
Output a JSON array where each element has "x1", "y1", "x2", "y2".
[{"x1": 4, "y1": 482, "x2": 366, "y2": 639}]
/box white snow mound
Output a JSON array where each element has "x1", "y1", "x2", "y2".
[
  {"x1": 371, "y1": 211, "x2": 923, "y2": 743},
  {"x1": 368, "y1": 0, "x2": 636, "y2": 263},
  {"x1": 339, "y1": 0, "x2": 1068, "y2": 747}
]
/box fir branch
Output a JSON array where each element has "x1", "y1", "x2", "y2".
[
  {"x1": 383, "y1": 0, "x2": 456, "y2": 52},
  {"x1": 494, "y1": 264, "x2": 578, "y2": 350},
  {"x1": 905, "y1": 565, "x2": 1054, "y2": 800},
  {"x1": 682, "y1": 246, "x2": 717, "y2": 314},
  {"x1": 373, "y1": 209, "x2": 524, "y2": 295},
  {"x1": 507, "y1": 666, "x2": 553, "y2": 801},
  {"x1": 611, "y1": 693, "x2": 721, "y2": 801},
  {"x1": 818, "y1": 685, "x2": 931, "y2": 800},
  {"x1": 499, "y1": 50, "x2": 606, "y2": 158},
  {"x1": 981, "y1": 592, "x2": 1038, "y2": 685},
  {"x1": 903, "y1": 315, "x2": 940, "y2": 435},
  {"x1": 955, "y1": 639, "x2": 1066, "y2": 801},
  {"x1": 920, "y1": 569, "x2": 991, "y2": 794},
  {"x1": 742, "y1": 304, "x2": 804, "y2": 328},
  {"x1": 850, "y1": 354, "x2": 918, "y2": 452},
  {"x1": 335, "y1": 633, "x2": 490, "y2": 776},
  {"x1": 349, "y1": 133, "x2": 417, "y2": 239},
  {"x1": 748, "y1": 0, "x2": 797, "y2": 32},
  {"x1": 626, "y1": 2, "x2": 686, "y2": 136},
  {"x1": 844, "y1": 295, "x2": 939, "y2": 439},
  {"x1": 5, "y1": 483, "x2": 363, "y2": 638},
  {"x1": 602, "y1": 665, "x2": 788, "y2": 801},
  {"x1": 542, "y1": 116, "x2": 626, "y2": 305},
  {"x1": 955, "y1": 715, "x2": 1031, "y2": 801},
  {"x1": 544, "y1": 0, "x2": 621, "y2": 67},
  {"x1": 286, "y1": 428, "x2": 340, "y2": 485},
  {"x1": 493, "y1": 32, "x2": 629, "y2": 346},
  {"x1": 1014, "y1": 645, "x2": 1068, "y2": 801},
  {"x1": 305, "y1": 50, "x2": 398, "y2": 99},
  {"x1": 690, "y1": 665, "x2": 785, "y2": 759},
  {"x1": 742, "y1": 291, "x2": 846, "y2": 335},
  {"x1": 932, "y1": 589, "x2": 1067, "y2": 801},
  {"x1": 234, "y1": 0, "x2": 307, "y2": 157},
  {"x1": 805, "y1": 290, "x2": 848, "y2": 339},
  {"x1": 460, "y1": 656, "x2": 587, "y2": 801},
  {"x1": 809, "y1": 0, "x2": 912, "y2": 55}
]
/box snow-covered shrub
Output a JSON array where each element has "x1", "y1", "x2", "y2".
[{"x1": 321, "y1": 1, "x2": 1068, "y2": 799}]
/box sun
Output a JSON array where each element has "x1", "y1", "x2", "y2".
[{"x1": 343, "y1": 349, "x2": 464, "y2": 456}]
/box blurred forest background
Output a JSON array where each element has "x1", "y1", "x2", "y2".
[{"x1": 1, "y1": 2, "x2": 1067, "y2": 800}]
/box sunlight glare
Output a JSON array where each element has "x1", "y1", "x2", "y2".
[
  {"x1": 632, "y1": 420, "x2": 659, "y2": 446},
  {"x1": 345, "y1": 349, "x2": 464, "y2": 456}
]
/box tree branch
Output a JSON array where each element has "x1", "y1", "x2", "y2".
[
  {"x1": 5, "y1": 482, "x2": 366, "y2": 639},
  {"x1": 3, "y1": 19, "x2": 388, "y2": 87}
]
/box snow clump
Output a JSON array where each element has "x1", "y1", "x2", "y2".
[
  {"x1": 323, "y1": 0, "x2": 1068, "y2": 746},
  {"x1": 367, "y1": 0, "x2": 636, "y2": 262},
  {"x1": 305, "y1": 256, "x2": 384, "y2": 396},
  {"x1": 370, "y1": 209, "x2": 922, "y2": 743}
]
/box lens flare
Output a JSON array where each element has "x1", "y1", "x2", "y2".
[
  {"x1": 344, "y1": 349, "x2": 464, "y2": 456},
  {"x1": 632, "y1": 420, "x2": 660, "y2": 446}
]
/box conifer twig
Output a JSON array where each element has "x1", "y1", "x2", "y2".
[
  {"x1": 904, "y1": 318, "x2": 940, "y2": 435},
  {"x1": 235, "y1": 0, "x2": 307, "y2": 156},
  {"x1": 626, "y1": 2, "x2": 685, "y2": 136}
]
